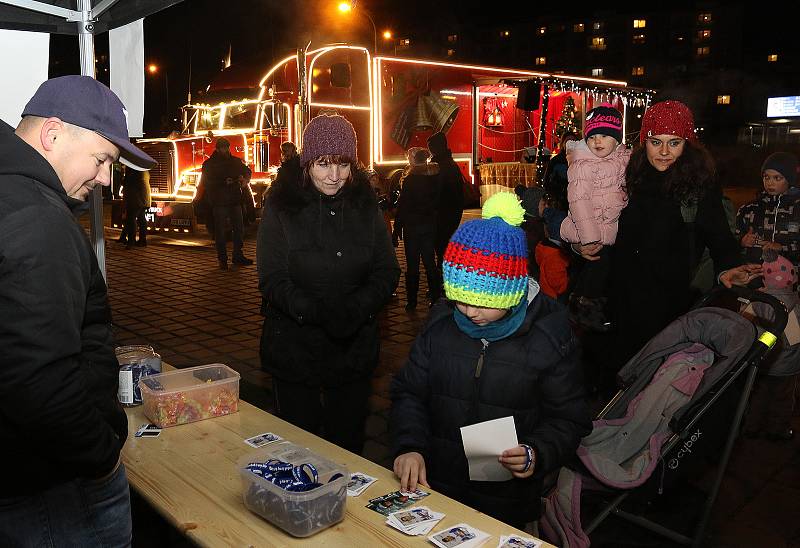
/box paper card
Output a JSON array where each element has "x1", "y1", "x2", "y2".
[
  {"x1": 497, "y1": 534, "x2": 542, "y2": 548},
  {"x1": 244, "y1": 432, "x2": 282, "y2": 448},
  {"x1": 429, "y1": 523, "x2": 489, "y2": 548},
  {"x1": 366, "y1": 488, "x2": 429, "y2": 516},
  {"x1": 134, "y1": 423, "x2": 161, "y2": 438},
  {"x1": 460, "y1": 416, "x2": 518, "y2": 481},
  {"x1": 386, "y1": 506, "x2": 444, "y2": 535},
  {"x1": 347, "y1": 472, "x2": 377, "y2": 496}
]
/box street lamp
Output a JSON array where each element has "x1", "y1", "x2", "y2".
[{"x1": 337, "y1": 1, "x2": 377, "y2": 54}]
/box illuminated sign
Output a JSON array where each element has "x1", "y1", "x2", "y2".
[{"x1": 767, "y1": 96, "x2": 800, "y2": 118}]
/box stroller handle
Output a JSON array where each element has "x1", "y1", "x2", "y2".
[{"x1": 700, "y1": 285, "x2": 789, "y2": 347}]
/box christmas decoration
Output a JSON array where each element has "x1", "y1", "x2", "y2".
[{"x1": 554, "y1": 96, "x2": 579, "y2": 140}]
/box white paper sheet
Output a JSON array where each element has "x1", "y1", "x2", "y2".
[
  {"x1": 0, "y1": 30, "x2": 49, "y2": 127},
  {"x1": 460, "y1": 416, "x2": 518, "y2": 482}
]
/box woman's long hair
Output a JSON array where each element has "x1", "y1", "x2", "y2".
[{"x1": 624, "y1": 140, "x2": 716, "y2": 203}]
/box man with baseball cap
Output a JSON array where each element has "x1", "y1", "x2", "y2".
[{"x1": 0, "y1": 75, "x2": 153, "y2": 546}]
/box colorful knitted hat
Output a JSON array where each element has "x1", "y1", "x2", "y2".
[
  {"x1": 639, "y1": 100, "x2": 696, "y2": 143},
  {"x1": 300, "y1": 114, "x2": 358, "y2": 165},
  {"x1": 585, "y1": 103, "x2": 623, "y2": 143},
  {"x1": 762, "y1": 248, "x2": 797, "y2": 291},
  {"x1": 443, "y1": 192, "x2": 528, "y2": 309}
]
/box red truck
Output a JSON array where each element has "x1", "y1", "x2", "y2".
[{"x1": 117, "y1": 44, "x2": 649, "y2": 232}]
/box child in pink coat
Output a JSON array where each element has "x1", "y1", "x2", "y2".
[{"x1": 559, "y1": 104, "x2": 631, "y2": 331}]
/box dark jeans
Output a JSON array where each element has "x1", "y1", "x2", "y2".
[
  {"x1": 404, "y1": 231, "x2": 439, "y2": 287},
  {"x1": 272, "y1": 377, "x2": 371, "y2": 455},
  {"x1": 572, "y1": 246, "x2": 612, "y2": 298},
  {"x1": 0, "y1": 463, "x2": 132, "y2": 548},
  {"x1": 122, "y1": 206, "x2": 147, "y2": 244},
  {"x1": 212, "y1": 205, "x2": 244, "y2": 263}
]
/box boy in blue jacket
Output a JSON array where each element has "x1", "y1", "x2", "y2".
[{"x1": 390, "y1": 193, "x2": 591, "y2": 528}]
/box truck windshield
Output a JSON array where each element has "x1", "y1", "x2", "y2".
[
  {"x1": 223, "y1": 103, "x2": 257, "y2": 129},
  {"x1": 196, "y1": 108, "x2": 221, "y2": 132}
]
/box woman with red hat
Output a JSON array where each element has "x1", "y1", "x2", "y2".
[{"x1": 573, "y1": 100, "x2": 762, "y2": 370}]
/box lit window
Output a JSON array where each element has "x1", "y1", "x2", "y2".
[
  {"x1": 717, "y1": 95, "x2": 731, "y2": 105},
  {"x1": 447, "y1": 49, "x2": 455, "y2": 57},
  {"x1": 574, "y1": 23, "x2": 584, "y2": 32},
  {"x1": 500, "y1": 30, "x2": 511, "y2": 37},
  {"x1": 537, "y1": 27, "x2": 546, "y2": 35},
  {"x1": 591, "y1": 68, "x2": 604, "y2": 77},
  {"x1": 590, "y1": 36, "x2": 606, "y2": 50},
  {"x1": 447, "y1": 34, "x2": 458, "y2": 43},
  {"x1": 535, "y1": 57, "x2": 546, "y2": 65},
  {"x1": 633, "y1": 19, "x2": 646, "y2": 28},
  {"x1": 696, "y1": 46, "x2": 710, "y2": 56},
  {"x1": 677, "y1": 35, "x2": 685, "y2": 42},
  {"x1": 698, "y1": 12, "x2": 712, "y2": 23},
  {"x1": 697, "y1": 29, "x2": 711, "y2": 39},
  {"x1": 593, "y1": 21, "x2": 603, "y2": 30},
  {"x1": 633, "y1": 34, "x2": 646, "y2": 44},
  {"x1": 631, "y1": 66, "x2": 645, "y2": 76},
  {"x1": 768, "y1": 53, "x2": 778, "y2": 62},
  {"x1": 399, "y1": 38, "x2": 410, "y2": 46}
]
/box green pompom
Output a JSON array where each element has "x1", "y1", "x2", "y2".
[{"x1": 482, "y1": 192, "x2": 525, "y2": 227}]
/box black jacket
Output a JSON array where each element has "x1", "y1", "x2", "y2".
[
  {"x1": 395, "y1": 163, "x2": 441, "y2": 235},
  {"x1": 0, "y1": 121, "x2": 127, "y2": 496},
  {"x1": 390, "y1": 292, "x2": 591, "y2": 523},
  {"x1": 122, "y1": 168, "x2": 151, "y2": 210},
  {"x1": 432, "y1": 152, "x2": 464, "y2": 230},
  {"x1": 543, "y1": 150, "x2": 569, "y2": 211},
  {"x1": 257, "y1": 170, "x2": 400, "y2": 386},
  {"x1": 611, "y1": 166, "x2": 741, "y2": 364},
  {"x1": 202, "y1": 151, "x2": 251, "y2": 207}
]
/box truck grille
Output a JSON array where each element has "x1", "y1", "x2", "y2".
[{"x1": 138, "y1": 143, "x2": 174, "y2": 195}]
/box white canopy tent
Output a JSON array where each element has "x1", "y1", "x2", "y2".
[{"x1": 0, "y1": 0, "x2": 183, "y2": 278}]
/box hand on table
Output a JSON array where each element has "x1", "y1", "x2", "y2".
[
  {"x1": 572, "y1": 242, "x2": 603, "y2": 262},
  {"x1": 393, "y1": 452, "x2": 429, "y2": 493},
  {"x1": 498, "y1": 445, "x2": 535, "y2": 479},
  {"x1": 720, "y1": 263, "x2": 763, "y2": 288}
]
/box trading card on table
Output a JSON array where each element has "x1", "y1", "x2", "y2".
[
  {"x1": 497, "y1": 534, "x2": 542, "y2": 548},
  {"x1": 387, "y1": 506, "x2": 444, "y2": 535},
  {"x1": 134, "y1": 423, "x2": 161, "y2": 438},
  {"x1": 366, "y1": 489, "x2": 425, "y2": 516},
  {"x1": 429, "y1": 523, "x2": 489, "y2": 548},
  {"x1": 244, "y1": 432, "x2": 282, "y2": 448},
  {"x1": 347, "y1": 472, "x2": 377, "y2": 496}
]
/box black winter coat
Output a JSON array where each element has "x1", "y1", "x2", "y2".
[
  {"x1": 390, "y1": 292, "x2": 591, "y2": 524},
  {"x1": 610, "y1": 166, "x2": 741, "y2": 364},
  {"x1": 0, "y1": 121, "x2": 127, "y2": 496},
  {"x1": 395, "y1": 163, "x2": 441, "y2": 236},
  {"x1": 257, "y1": 170, "x2": 400, "y2": 386},
  {"x1": 202, "y1": 151, "x2": 251, "y2": 207},
  {"x1": 543, "y1": 150, "x2": 569, "y2": 211},
  {"x1": 432, "y1": 152, "x2": 464, "y2": 233}
]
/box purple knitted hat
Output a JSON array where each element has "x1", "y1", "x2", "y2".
[{"x1": 300, "y1": 114, "x2": 358, "y2": 165}]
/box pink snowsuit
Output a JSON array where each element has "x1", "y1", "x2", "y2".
[{"x1": 560, "y1": 140, "x2": 631, "y2": 246}]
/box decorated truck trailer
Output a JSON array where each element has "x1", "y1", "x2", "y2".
[{"x1": 116, "y1": 44, "x2": 652, "y2": 232}]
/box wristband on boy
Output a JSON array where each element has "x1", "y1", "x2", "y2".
[{"x1": 521, "y1": 444, "x2": 535, "y2": 473}]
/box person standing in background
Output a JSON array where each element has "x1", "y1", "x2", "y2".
[
  {"x1": 428, "y1": 132, "x2": 464, "y2": 267},
  {"x1": 120, "y1": 162, "x2": 151, "y2": 248}
]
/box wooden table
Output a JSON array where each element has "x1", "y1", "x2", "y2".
[{"x1": 122, "y1": 385, "x2": 554, "y2": 547}]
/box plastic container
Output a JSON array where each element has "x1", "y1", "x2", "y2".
[
  {"x1": 116, "y1": 345, "x2": 162, "y2": 407},
  {"x1": 239, "y1": 442, "x2": 348, "y2": 537},
  {"x1": 139, "y1": 364, "x2": 240, "y2": 427}
]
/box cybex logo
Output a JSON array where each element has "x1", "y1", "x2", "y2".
[{"x1": 668, "y1": 429, "x2": 702, "y2": 470}]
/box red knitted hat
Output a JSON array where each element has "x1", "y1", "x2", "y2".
[
  {"x1": 639, "y1": 100, "x2": 696, "y2": 143},
  {"x1": 300, "y1": 114, "x2": 358, "y2": 165}
]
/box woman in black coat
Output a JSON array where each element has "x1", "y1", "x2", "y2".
[
  {"x1": 572, "y1": 101, "x2": 761, "y2": 368},
  {"x1": 257, "y1": 114, "x2": 400, "y2": 453}
]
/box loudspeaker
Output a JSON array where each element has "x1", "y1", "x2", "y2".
[{"x1": 516, "y1": 81, "x2": 541, "y2": 111}]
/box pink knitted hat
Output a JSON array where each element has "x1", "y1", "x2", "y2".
[
  {"x1": 762, "y1": 249, "x2": 797, "y2": 291},
  {"x1": 300, "y1": 114, "x2": 358, "y2": 165}
]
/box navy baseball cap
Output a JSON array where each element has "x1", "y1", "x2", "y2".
[{"x1": 22, "y1": 75, "x2": 156, "y2": 171}]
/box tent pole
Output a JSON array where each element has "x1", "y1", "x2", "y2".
[{"x1": 77, "y1": 0, "x2": 107, "y2": 281}]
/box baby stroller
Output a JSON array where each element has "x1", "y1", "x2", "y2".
[{"x1": 541, "y1": 286, "x2": 788, "y2": 547}]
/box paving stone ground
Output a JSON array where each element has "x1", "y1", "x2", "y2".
[{"x1": 103, "y1": 215, "x2": 800, "y2": 547}]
